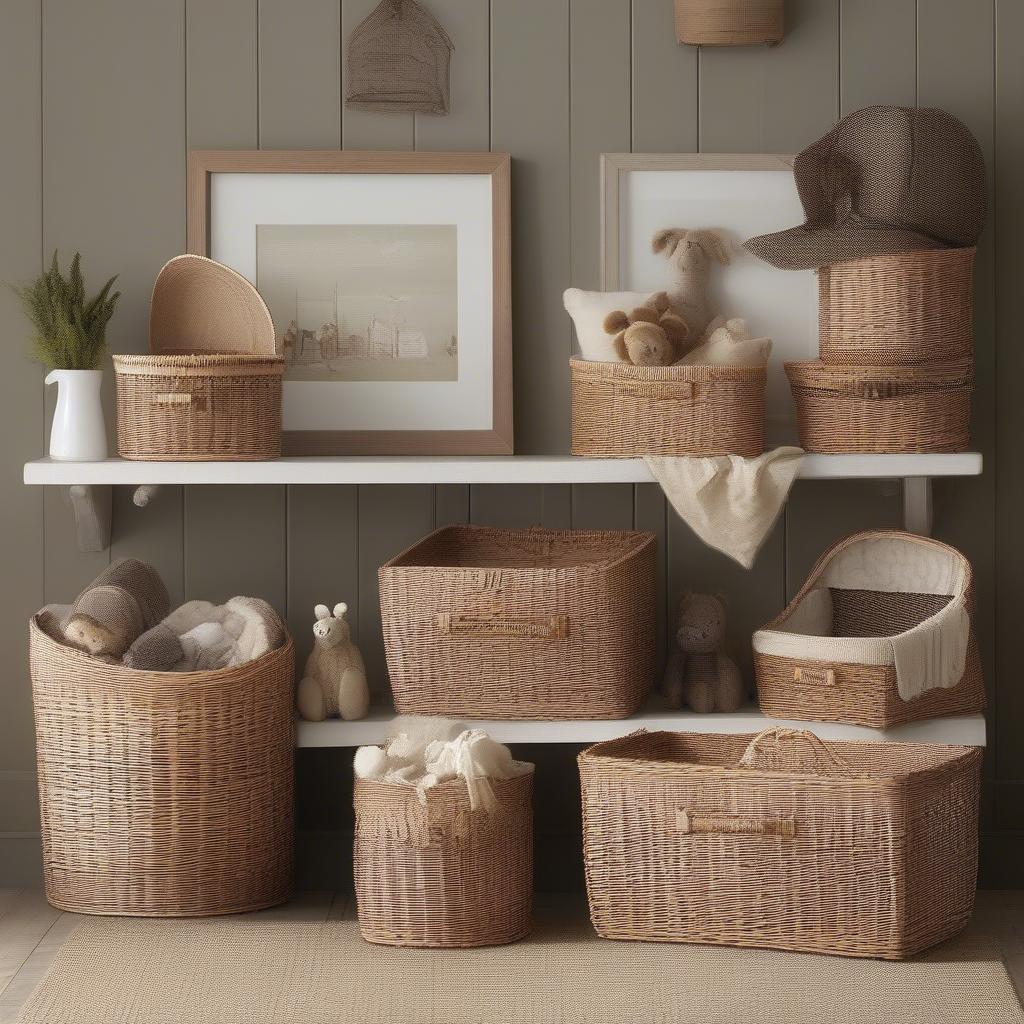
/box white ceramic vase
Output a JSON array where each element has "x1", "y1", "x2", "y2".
[{"x1": 45, "y1": 368, "x2": 108, "y2": 461}]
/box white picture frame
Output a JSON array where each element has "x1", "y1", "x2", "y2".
[{"x1": 600, "y1": 153, "x2": 818, "y2": 436}]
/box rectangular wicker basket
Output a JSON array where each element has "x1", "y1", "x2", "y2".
[
  {"x1": 570, "y1": 357, "x2": 765, "y2": 457},
  {"x1": 353, "y1": 772, "x2": 533, "y2": 948},
  {"x1": 579, "y1": 728, "x2": 981, "y2": 959},
  {"x1": 114, "y1": 254, "x2": 284, "y2": 461},
  {"x1": 378, "y1": 525, "x2": 656, "y2": 719},
  {"x1": 785, "y1": 358, "x2": 972, "y2": 453},
  {"x1": 29, "y1": 616, "x2": 295, "y2": 917},
  {"x1": 818, "y1": 248, "x2": 975, "y2": 366}
]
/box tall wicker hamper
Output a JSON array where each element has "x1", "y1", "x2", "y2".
[
  {"x1": 570, "y1": 358, "x2": 765, "y2": 457},
  {"x1": 579, "y1": 728, "x2": 981, "y2": 959},
  {"x1": 353, "y1": 771, "x2": 534, "y2": 947},
  {"x1": 818, "y1": 248, "x2": 975, "y2": 366},
  {"x1": 378, "y1": 525, "x2": 656, "y2": 720},
  {"x1": 114, "y1": 254, "x2": 284, "y2": 461},
  {"x1": 753, "y1": 530, "x2": 985, "y2": 729},
  {"x1": 29, "y1": 617, "x2": 295, "y2": 917}
]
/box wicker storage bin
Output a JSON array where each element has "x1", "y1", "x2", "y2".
[
  {"x1": 29, "y1": 617, "x2": 295, "y2": 917},
  {"x1": 753, "y1": 530, "x2": 985, "y2": 729},
  {"x1": 579, "y1": 728, "x2": 981, "y2": 959},
  {"x1": 818, "y1": 248, "x2": 975, "y2": 366},
  {"x1": 570, "y1": 357, "x2": 765, "y2": 457},
  {"x1": 353, "y1": 771, "x2": 534, "y2": 947},
  {"x1": 785, "y1": 358, "x2": 972, "y2": 453},
  {"x1": 379, "y1": 525, "x2": 656, "y2": 720},
  {"x1": 674, "y1": 0, "x2": 784, "y2": 46},
  {"x1": 114, "y1": 254, "x2": 284, "y2": 461}
]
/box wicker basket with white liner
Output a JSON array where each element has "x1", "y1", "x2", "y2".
[
  {"x1": 570, "y1": 357, "x2": 765, "y2": 457},
  {"x1": 578, "y1": 728, "x2": 981, "y2": 959},
  {"x1": 378, "y1": 524, "x2": 656, "y2": 720},
  {"x1": 754, "y1": 530, "x2": 984, "y2": 729},
  {"x1": 113, "y1": 254, "x2": 284, "y2": 461}
]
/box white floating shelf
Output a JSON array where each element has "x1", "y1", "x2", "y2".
[
  {"x1": 24, "y1": 452, "x2": 982, "y2": 486},
  {"x1": 297, "y1": 706, "x2": 986, "y2": 748}
]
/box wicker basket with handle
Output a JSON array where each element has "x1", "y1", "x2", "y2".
[
  {"x1": 753, "y1": 530, "x2": 985, "y2": 729},
  {"x1": 570, "y1": 357, "x2": 765, "y2": 457},
  {"x1": 378, "y1": 524, "x2": 656, "y2": 720},
  {"x1": 114, "y1": 254, "x2": 284, "y2": 461},
  {"x1": 29, "y1": 616, "x2": 295, "y2": 917},
  {"x1": 818, "y1": 248, "x2": 974, "y2": 366},
  {"x1": 785, "y1": 358, "x2": 972, "y2": 453},
  {"x1": 353, "y1": 770, "x2": 534, "y2": 947},
  {"x1": 579, "y1": 728, "x2": 981, "y2": 959}
]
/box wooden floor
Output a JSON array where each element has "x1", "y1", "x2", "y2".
[{"x1": 0, "y1": 889, "x2": 1020, "y2": 1022}]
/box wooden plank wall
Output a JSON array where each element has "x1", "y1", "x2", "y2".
[{"x1": 0, "y1": 0, "x2": 1019, "y2": 885}]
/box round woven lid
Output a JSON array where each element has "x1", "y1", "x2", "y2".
[{"x1": 150, "y1": 255, "x2": 279, "y2": 357}]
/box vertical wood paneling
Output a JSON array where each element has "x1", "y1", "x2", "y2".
[
  {"x1": 996, "y1": 0, "x2": 1024, "y2": 790},
  {"x1": 0, "y1": 0, "x2": 43, "y2": 787},
  {"x1": 43, "y1": 0, "x2": 186, "y2": 606}
]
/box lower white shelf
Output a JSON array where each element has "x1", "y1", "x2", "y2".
[{"x1": 296, "y1": 705, "x2": 986, "y2": 748}]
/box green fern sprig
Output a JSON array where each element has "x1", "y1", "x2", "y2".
[{"x1": 12, "y1": 251, "x2": 120, "y2": 370}]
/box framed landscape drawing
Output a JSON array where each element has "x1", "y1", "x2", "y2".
[
  {"x1": 601, "y1": 153, "x2": 817, "y2": 438},
  {"x1": 187, "y1": 150, "x2": 512, "y2": 455}
]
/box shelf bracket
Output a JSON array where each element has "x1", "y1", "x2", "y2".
[
  {"x1": 65, "y1": 485, "x2": 112, "y2": 553},
  {"x1": 902, "y1": 478, "x2": 933, "y2": 536}
]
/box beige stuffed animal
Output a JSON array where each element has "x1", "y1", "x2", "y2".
[
  {"x1": 296, "y1": 603, "x2": 370, "y2": 722},
  {"x1": 677, "y1": 316, "x2": 772, "y2": 367},
  {"x1": 602, "y1": 291, "x2": 692, "y2": 366},
  {"x1": 652, "y1": 228, "x2": 731, "y2": 340},
  {"x1": 662, "y1": 592, "x2": 745, "y2": 713}
]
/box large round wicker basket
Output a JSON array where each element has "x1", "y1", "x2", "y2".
[
  {"x1": 818, "y1": 248, "x2": 975, "y2": 366},
  {"x1": 353, "y1": 771, "x2": 534, "y2": 948},
  {"x1": 29, "y1": 617, "x2": 295, "y2": 917},
  {"x1": 570, "y1": 357, "x2": 765, "y2": 457},
  {"x1": 114, "y1": 255, "x2": 284, "y2": 461},
  {"x1": 785, "y1": 358, "x2": 973, "y2": 453}
]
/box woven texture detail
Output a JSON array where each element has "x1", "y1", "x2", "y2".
[
  {"x1": 378, "y1": 525, "x2": 656, "y2": 720},
  {"x1": 785, "y1": 358, "x2": 972, "y2": 453},
  {"x1": 818, "y1": 248, "x2": 975, "y2": 365},
  {"x1": 354, "y1": 773, "x2": 533, "y2": 947},
  {"x1": 579, "y1": 729, "x2": 982, "y2": 959},
  {"x1": 570, "y1": 358, "x2": 765, "y2": 457},
  {"x1": 29, "y1": 618, "x2": 295, "y2": 917},
  {"x1": 674, "y1": 0, "x2": 784, "y2": 46},
  {"x1": 346, "y1": 0, "x2": 453, "y2": 115}
]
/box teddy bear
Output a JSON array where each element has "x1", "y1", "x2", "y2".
[
  {"x1": 296, "y1": 602, "x2": 370, "y2": 722},
  {"x1": 602, "y1": 291, "x2": 692, "y2": 366},
  {"x1": 662, "y1": 592, "x2": 746, "y2": 713},
  {"x1": 651, "y1": 228, "x2": 731, "y2": 340}
]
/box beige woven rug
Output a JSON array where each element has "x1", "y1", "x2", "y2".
[{"x1": 18, "y1": 910, "x2": 1024, "y2": 1024}]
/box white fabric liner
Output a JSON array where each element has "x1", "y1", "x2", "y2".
[{"x1": 753, "y1": 535, "x2": 970, "y2": 700}]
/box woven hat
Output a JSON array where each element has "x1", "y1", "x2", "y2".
[
  {"x1": 346, "y1": 0, "x2": 454, "y2": 116},
  {"x1": 745, "y1": 105, "x2": 987, "y2": 270}
]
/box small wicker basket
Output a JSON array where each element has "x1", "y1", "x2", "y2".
[
  {"x1": 114, "y1": 255, "x2": 284, "y2": 461},
  {"x1": 753, "y1": 530, "x2": 985, "y2": 729},
  {"x1": 570, "y1": 357, "x2": 765, "y2": 457},
  {"x1": 785, "y1": 358, "x2": 972, "y2": 453},
  {"x1": 579, "y1": 728, "x2": 981, "y2": 959},
  {"x1": 818, "y1": 248, "x2": 975, "y2": 366},
  {"x1": 674, "y1": 0, "x2": 784, "y2": 46},
  {"x1": 29, "y1": 617, "x2": 295, "y2": 917},
  {"x1": 378, "y1": 525, "x2": 657, "y2": 720},
  {"x1": 353, "y1": 771, "x2": 534, "y2": 948}
]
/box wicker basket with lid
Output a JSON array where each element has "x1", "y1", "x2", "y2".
[{"x1": 114, "y1": 255, "x2": 284, "y2": 461}]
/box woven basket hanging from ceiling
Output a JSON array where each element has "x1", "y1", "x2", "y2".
[{"x1": 346, "y1": 0, "x2": 454, "y2": 115}]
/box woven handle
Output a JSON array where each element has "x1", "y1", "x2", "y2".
[
  {"x1": 409, "y1": 808, "x2": 470, "y2": 849},
  {"x1": 791, "y1": 664, "x2": 835, "y2": 687},
  {"x1": 676, "y1": 808, "x2": 795, "y2": 837},
  {"x1": 435, "y1": 612, "x2": 568, "y2": 640},
  {"x1": 613, "y1": 380, "x2": 696, "y2": 402},
  {"x1": 150, "y1": 392, "x2": 192, "y2": 407},
  {"x1": 739, "y1": 728, "x2": 849, "y2": 775},
  {"x1": 858, "y1": 380, "x2": 900, "y2": 400}
]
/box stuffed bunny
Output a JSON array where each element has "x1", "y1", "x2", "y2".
[
  {"x1": 296, "y1": 602, "x2": 370, "y2": 722},
  {"x1": 652, "y1": 228, "x2": 731, "y2": 340}
]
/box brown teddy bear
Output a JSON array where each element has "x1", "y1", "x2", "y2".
[
  {"x1": 662, "y1": 592, "x2": 745, "y2": 713},
  {"x1": 602, "y1": 291, "x2": 692, "y2": 366}
]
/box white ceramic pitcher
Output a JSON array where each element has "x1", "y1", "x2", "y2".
[{"x1": 45, "y1": 369, "x2": 108, "y2": 461}]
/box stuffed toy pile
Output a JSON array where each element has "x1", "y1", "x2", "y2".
[{"x1": 37, "y1": 558, "x2": 286, "y2": 672}]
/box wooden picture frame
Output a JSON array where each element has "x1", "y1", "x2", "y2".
[{"x1": 187, "y1": 150, "x2": 513, "y2": 456}]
